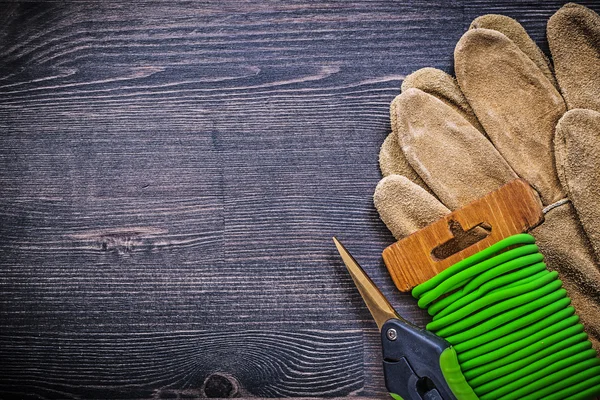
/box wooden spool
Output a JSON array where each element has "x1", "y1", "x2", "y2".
[{"x1": 382, "y1": 179, "x2": 544, "y2": 292}]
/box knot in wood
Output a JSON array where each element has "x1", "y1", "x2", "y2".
[{"x1": 202, "y1": 373, "x2": 239, "y2": 398}]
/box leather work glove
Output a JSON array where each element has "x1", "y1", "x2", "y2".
[{"x1": 374, "y1": 3, "x2": 600, "y2": 350}]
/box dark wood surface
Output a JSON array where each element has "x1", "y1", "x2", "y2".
[{"x1": 1, "y1": 1, "x2": 598, "y2": 399}]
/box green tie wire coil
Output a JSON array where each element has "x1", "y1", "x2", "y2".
[{"x1": 412, "y1": 234, "x2": 600, "y2": 400}]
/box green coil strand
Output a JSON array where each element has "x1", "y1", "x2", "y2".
[{"x1": 412, "y1": 234, "x2": 600, "y2": 400}]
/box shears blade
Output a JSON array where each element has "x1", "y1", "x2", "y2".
[{"x1": 333, "y1": 237, "x2": 402, "y2": 330}]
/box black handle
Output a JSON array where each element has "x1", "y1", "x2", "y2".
[{"x1": 381, "y1": 319, "x2": 457, "y2": 400}]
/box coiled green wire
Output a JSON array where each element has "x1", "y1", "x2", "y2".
[{"x1": 412, "y1": 234, "x2": 600, "y2": 400}]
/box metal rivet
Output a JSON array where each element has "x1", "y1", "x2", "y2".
[{"x1": 386, "y1": 328, "x2": 397, "y2": 341}]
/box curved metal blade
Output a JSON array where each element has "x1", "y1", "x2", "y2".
[{"x1": 333, "y1": 237, "x2": 401, "y2": 330}]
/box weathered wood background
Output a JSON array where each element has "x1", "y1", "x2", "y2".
[{"x1": 1, "y1": 1, "x2": 598, "y2": 398}]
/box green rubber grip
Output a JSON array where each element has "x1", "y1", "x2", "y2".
[{"x1": 439, "y1": 347, "x2": 479, "y2": 400}]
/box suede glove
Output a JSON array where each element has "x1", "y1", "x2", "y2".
[{"x1": 375, "y1": 3, "x2": 600, "y2": 349}]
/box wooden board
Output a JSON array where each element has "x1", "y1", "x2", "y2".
[
  {"x1": 1, "y1": 1, "x2": 599, "y2": 398},
  {"x1": 382, "y1": 180, "x2": 544, "y2": 292}
]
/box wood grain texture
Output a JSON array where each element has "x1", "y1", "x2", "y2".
[{"x1": 0, "y1": 1, "x2": 598, "y2": 399}]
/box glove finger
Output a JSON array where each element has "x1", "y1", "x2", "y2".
[
  {"x1": 394, "y1": 88, "x2": 517, "y2": 210},
  {"x1": 470, "y1": 14, "x2": 558, "y2": 90},
  {"x1": 374, "y1": 175, "x2": 449, "y2": 240},
  {"x1": 381, "y1": 89, "x2": 446, "y2": 197},
  {"x1": 400, "y1": 67, "x2": 485, "y2": 135},
  {"x1": 455, "y1": 28, "x2": 566, "y2": 205},
  {"x1": 379, "y1": 132, "x2": 435, "y2": 193},
  {"x1": 548, "y1": 3, "x2": 600, "y2": 112},
  {"x1": 555, "y1": 109, "x2": 600, "y2": 259}
]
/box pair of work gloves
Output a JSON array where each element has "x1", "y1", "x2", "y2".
[{"x1": 374, "y1": 3, "x2": 600, "y2": 350}]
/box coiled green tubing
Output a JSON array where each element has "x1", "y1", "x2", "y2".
[{"x1": 412, "y1": 234, "x2": 600, "y2": 400}]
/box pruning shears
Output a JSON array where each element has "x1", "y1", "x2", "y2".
[{"x1": 333, "y1": 237, "x2": 475, "y2": 400}]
